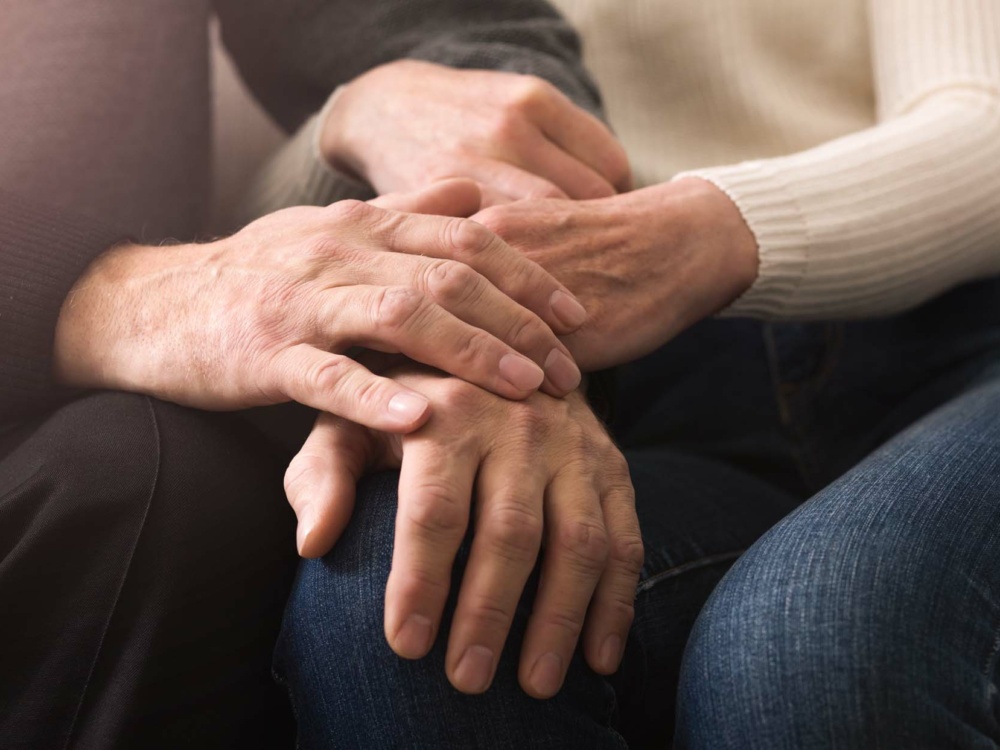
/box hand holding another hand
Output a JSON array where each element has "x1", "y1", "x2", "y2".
[
  {"x1": 54, "y1": 180, "x2": 584, "y2": 432},
  {"x1": 320, "y1": 60, "x2": 632, "y2": 206},
  {"x1": 474, "y1": 177, "x2": 760, "y2": 371},
  {"x1": 284, "y1": 369, "x2": 643, "y2": 699}
]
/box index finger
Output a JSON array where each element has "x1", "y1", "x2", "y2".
[
  {"x1": 358, "y1": 208, "x2": 589, "y2": 336},
  {"x1": 529, "y1": 87, "x2": 633, "y2": 193}
]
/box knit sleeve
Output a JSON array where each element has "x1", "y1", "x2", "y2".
[
  {"x1": 234, "y1": 90, "x2": 374, "y2": 227},
  {"x1": 216, "y1": 0, "x2": 604, "y2": 221},
  {"x1": 678, "y1": 0, "x2": 1000, "y2": 320},
  {"x1": 0, "y1": 190, "x2": 127, "y2": 423},
  {"x1": 213, "y1": 0, "x2": 603, "y2": 132}
]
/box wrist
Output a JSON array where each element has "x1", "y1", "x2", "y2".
[
  {"x1": 661, "y1": 177, "x2": 759, "y2": 305},
  {"x1": 317, "y1": 82, "x2": 368, "y2": 183},
  {"x1": 53, "y1": 241, "x2": 200, "y2": 392}
]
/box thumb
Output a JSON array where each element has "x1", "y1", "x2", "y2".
[
  {"x1": 285, "y1": 413, "x2": 381, "y2": 558},
  {"x1": 369, "y1": 178, "x2": 483, "y2": 217}
]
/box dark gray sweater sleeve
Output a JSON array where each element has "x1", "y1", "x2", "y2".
[
  {"x1": 213, "y1": 0, "x2": 604, "y2": 134},
  {"x1": 0, "y1": 191, "x2": 127, "y2": 423}
]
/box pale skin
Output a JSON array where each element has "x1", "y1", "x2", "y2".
[
  {"x1": 320, "y1": 59, "x2": 633, "y2": 207},
  {"x1": 472, "y1": 177, "x2": 761, "y2": 371},
  {"x1": 277, "y1": 69, "x2": 760, "y2": 698},
  {"x1": 54, "y1": 180, "x2": 586, "y2": 433},
  {"x1": 285, "y1": 369, "x2": 643, "y2": 699},
  {"x1": 284, "y1": 179, "x2": 759, "y2": 697},
  {"x1": 54, "y1": 59, "x2": 756, "y2": 701}
]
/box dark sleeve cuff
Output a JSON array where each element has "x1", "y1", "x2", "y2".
[{"x1": 0, "y1": 190, "x2": 128, "y2": 423}]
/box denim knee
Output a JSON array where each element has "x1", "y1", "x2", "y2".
[
  {"x1": 675, "y1": 391, "x2": 1000, "y2": 750},
  {"x1": 275, "y1": 471, "x2": 627, "y2": 749}
]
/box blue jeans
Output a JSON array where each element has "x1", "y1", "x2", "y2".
[{"x1": 274, "y1": 278, "x2": 1000, "y2": 749}]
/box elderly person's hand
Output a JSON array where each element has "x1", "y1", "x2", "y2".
[
  {"x1": 54, "y1": 180, "x2": 585, "y2": 433},
  {"x1": 284, "y1": 368, "x2": 642, "y2": 699},
  {"x1": 320, "y1": 59, "x2": 632, "y2": 207},
  {"x1": 474, "y1": 177, "x2": 760, "y2": 371}
]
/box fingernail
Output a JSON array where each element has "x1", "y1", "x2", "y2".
[
  {"x1": 388, "y1": 392, "x2": 430, "y2": 424},
  {"x1": 549, "y1": 290, "x2": 587, "y2": 329},
  {"x1": 544, "y1": 349, "x2": 582, "y2": 393},
  {"x1": 599, "y1": 634, "x2": 624, "y2": 673},
  {"x1": 499, "y1": 354, "x2": 545, "y2": 392},
  {"x1": 454, "y1": 645, "x2": 495, "y2": 694},
  {"x1": 528, "y1": 652, "x2": 564, "y2": 698},
  {"x1": 395, "y1": 614, "x2": 434, "y2": 658}
]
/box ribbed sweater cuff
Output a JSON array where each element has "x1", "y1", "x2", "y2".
[
  {"x1": 675, "y1": 163, "x2": 810, "y2": 319},
  {"x1": 0, "y1": 191, "x2": 128, "y2": 422}
]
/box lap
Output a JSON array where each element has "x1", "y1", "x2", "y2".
[
  {"x1": 677, "y1": 362, "x2": 1000, "y2": 749},
  {"x1": 0, "y1": 392, "x2": 297, "y2": 749},
  {"x1": 276, "y1": 446, "x2": 800, "y2": 749}
]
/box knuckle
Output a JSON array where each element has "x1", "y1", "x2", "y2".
[
  {"x1": 446, "y1": 217, "x2": 497, "y2": 261},
  {"x1": 505, "y1": 311, "x2": 548, "y2": 352},
  {"x1": 510, "y1": 402, "x2": 553, "y2": 440},
  {"x1": 435, "y1": 377, "x2": 484, "y2": 412},
  {"x1": 372, "y1": 286, "x2": 426, "y2": 330},
  {"x1": 325, "y1": 198, "x2": 376, "y2": 225},
  {"x1": 610, "y1": 533, "x2": 646, "y2": 576},
  {"x1": 472, "y1": 207, "x2": 508, "y2": 236},
  {"x1": 451, "y1": 328, "x2": 492, "y2": 373},
  {"x1": 556, "y1": 519, "x2": 610, "y2": 569},
  {"x1": 350, "y1": 373, "x2": 390, "y2": 414},
  {"x1": 485, "y1": 111, "x2": 522, "y2": 145},
  {"x1": 283, "y1": 453, "x2": 325, "y2": 504},
  {"x1": 406, "y1": 485, "x2": 469, "y2": 541},
  {"x1": 482, "y1": 502, "x2": 543, "y2": 561},
  {"x1": 306, "y1": 355, "x2": 353, "y2": 396},
  {"x1": 395, "y1": 567, "x2": 451, "y2": 601},
  {"x1": 465, "y1": 594, "x2": 515, "y2": 632},
  {"x1": 425, "y1": 259, "x2": 480, "y2": 305},
  {"x1": 507, "y1": 75, "x2": 553, "y2": 113},
  {"x1": 542, "y1": 609, "x2": 585, "y2": 641}
]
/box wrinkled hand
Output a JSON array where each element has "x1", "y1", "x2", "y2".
[
  {"x1": 55, "y1": 180, "x2": 585, "y2": 432},
  {"x1": 321, "y1": 59, "x2": 632, "y2": 206},
  {"x1": 285, "y1": 370, "x2": 642, "y2": 699},
  {"x1": 474, "y1": 177, "x2": 760, "y2": 371}
]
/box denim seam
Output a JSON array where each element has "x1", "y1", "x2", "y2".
[
  {"x1": 63, "y1": 397, "x2": 162, "y2": 750},
  {"x1": 636, "y1": 550, "x2": 745, "y2": 595}
]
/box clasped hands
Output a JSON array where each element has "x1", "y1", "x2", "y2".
[{"x1": 55, "y1": 59, "x2": 758, "y2": 700}]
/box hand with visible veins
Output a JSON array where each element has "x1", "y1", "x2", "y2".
[
  {"x1": 284, "y1": 368, "x2": 643, "y2": 700},
  {"x1": 473, "y1": 177, "x2": 760, "y2": 371},
  {"x1": 54, "y1": 180, "x2": 586, "y2": 434},
  {"x1": 320, "y1": 59, "x2": 632, "y2": 207}
]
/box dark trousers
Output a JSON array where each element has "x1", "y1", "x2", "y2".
[{"x1": 0, "y1": 394, "x2": 300, "y2": 749}]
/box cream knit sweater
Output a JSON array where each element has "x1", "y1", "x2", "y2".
[{"x1": 256, "y1": 0, "x2": 1000, "y2": 320}]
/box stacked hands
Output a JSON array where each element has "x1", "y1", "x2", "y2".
[{"x1": 54, "y1": 60, "x2": 758, "y2": 699}]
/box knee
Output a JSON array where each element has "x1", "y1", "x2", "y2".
[
  {"x1": 29, "y1": 391, "x2": 293, "y2": 565},
  {"x1": 675, "y1": 486, "x2": 1000, "y2": 749}
]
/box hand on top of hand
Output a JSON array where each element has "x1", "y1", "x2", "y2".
[
  {"x1": 284, "y1": 368, "x2": 642, "y2": 699},
  {"x1": 473, "y1": 177, "x2": 760, "y2": 371},
  {"x1": 54, "y1": 179, "x2": 584, "y2": 432},
  {"x1": 320, "y1": 59, "x2": 632, "y2": 207}
]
